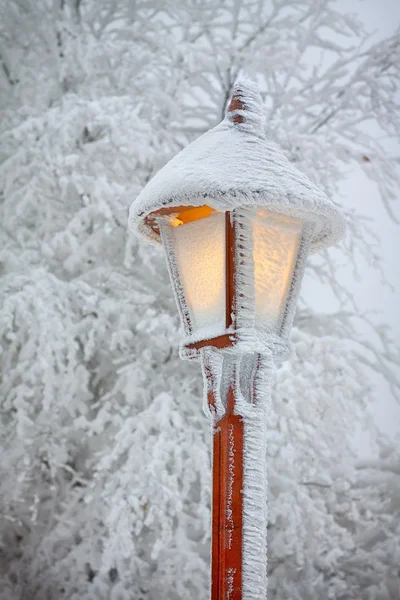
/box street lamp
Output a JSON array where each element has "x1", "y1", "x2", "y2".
[{"x1": 129, "y1": 80, "x2": 345, "y2": 600}]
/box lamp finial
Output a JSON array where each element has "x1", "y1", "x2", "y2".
[{"x1": 226, "y1": 79, "x2": 265, "y2": 131}]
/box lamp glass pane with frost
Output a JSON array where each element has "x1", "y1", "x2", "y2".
[{"x1": 155, "y1": 205, "x2": 311, "y2": 353}]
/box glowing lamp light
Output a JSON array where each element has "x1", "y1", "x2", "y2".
[
  {"x1": 164, "y1": 208, "x2": 226, "y2": 336},
  {"x1": 148, "y1": 205, "x2": 312, "y2": 361},
  {"x1": 129, "y1": 79, "x2": 345, "y2": 600}
]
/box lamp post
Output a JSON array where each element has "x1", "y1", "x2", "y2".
[{"x1": 129, "y1": 80, "x2": 345, "y2": 600}]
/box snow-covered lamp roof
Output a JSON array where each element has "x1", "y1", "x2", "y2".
[{"x1": 129, "y1": 79, "x2": 345, "y2": 252}]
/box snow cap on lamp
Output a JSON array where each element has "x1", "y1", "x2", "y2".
[{"x1": 129, "y1": 79, "x2": 346, "y2": 252}]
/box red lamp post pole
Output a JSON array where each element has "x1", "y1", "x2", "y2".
[{"x1": 211, "y1": 385, "x2": 244, "y2": 600}]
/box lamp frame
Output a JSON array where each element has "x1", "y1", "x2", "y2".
[{"x1": 151, "y1": 206, "x2": 315, "y2": 361}]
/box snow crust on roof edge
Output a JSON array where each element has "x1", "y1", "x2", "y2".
[{"x1": 129, "y1": 80, "x2": 346, "y2": 253}]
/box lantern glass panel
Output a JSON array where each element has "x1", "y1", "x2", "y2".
[
  {"x1": 252, "y1": 208, "x2": 302, "y2": 332},
  {"x1": 169, "y1": 212, "x2": 226, "y2": 337}
]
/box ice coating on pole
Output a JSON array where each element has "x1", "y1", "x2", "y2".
[
  {"x1": 129, "y1": 79, "x2": 345, "y2": 253},
  {"x1": 239, "y1": 353, "x2": 275, "y2": 600},
  {"x1": 203, "y1": 349, "x2": 275, "y2": 600}
]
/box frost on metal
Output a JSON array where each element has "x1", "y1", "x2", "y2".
[
  {"x1": 203, "y1": 349, "x2": 276, "y2": 600},
  {"x1": 239, "y1": 353, "x2": 275, "y2": 600},
  {"x1": 129, "y1": 79, "x2": 346, "y2": 253},
  {"x1": 226, "y1": 79, "x2": 266, "y2": 135}
]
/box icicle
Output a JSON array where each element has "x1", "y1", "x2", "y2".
[{"x1": 201, "y1": 348, "x2": 226, "y2": 422}]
